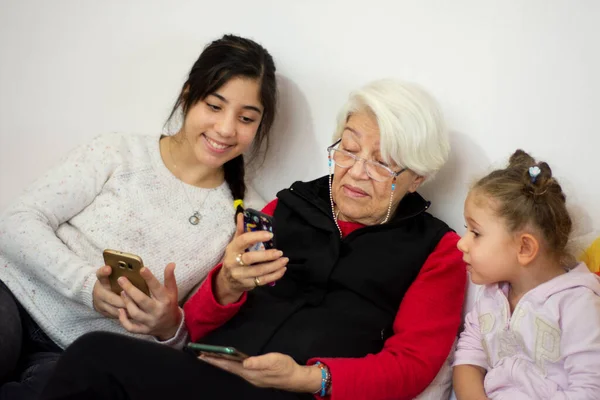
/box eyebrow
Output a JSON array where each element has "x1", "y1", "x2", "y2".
[
  {"x1": 466, "y1": 216, "x2": 481, "y2": 228},
  {"x1": 344, "y1": 126, "x2": 362, "y2": 137},
  {"x1": 342, "y1": 126, "x2": 382, "y2": 155},
  {"x1": 210, "y1": 93, "x2": 263, "y2": 114}
]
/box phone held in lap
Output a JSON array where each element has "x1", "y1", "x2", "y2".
[
  {"x1": 186, "y1": 343, "x2": 249, "y2": 362},
  {"x1": 103, "y1": 249, "x2": 150, "y2": 297},
  {"x1": 242, "y1": 208, "x2": 275, "y2": 252}
]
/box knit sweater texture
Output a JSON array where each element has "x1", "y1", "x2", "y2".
[{"x1": 0, "y1": 133, "x2": 263, "y2": 349}]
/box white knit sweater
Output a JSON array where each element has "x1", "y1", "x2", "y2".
[{"x1": 0, "y1": 133, "x2": 264, "y2": 349}]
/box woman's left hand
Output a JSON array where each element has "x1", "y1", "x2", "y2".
[
  {"x1": 199, "y1": 352, "x2": 321, "y2": 393},
  {"x1": 117, "y1": 262, "x2": 182, "y2": 341}
]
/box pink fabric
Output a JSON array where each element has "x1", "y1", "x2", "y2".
[{"x1": 454, "y1": 263, "x2": 600, "y2": 399}]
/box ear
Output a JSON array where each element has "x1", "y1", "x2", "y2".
[
  {"x1": 516, "y1": 233, "x2": 539, "y2": 266},
  {"x1": 407, "y1": 174, "x2": 425, "y2": 193}
]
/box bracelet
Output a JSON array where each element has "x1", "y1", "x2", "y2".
[{"x1": 313, "y1": 362, "x2": 331, "y2": 397}]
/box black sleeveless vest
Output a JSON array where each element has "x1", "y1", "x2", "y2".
[{"x1": 202, "y1": 176, "x2": 451, "y2": 363}]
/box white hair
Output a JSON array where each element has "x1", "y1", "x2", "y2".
[{"x1": 332, "y1": 79, "x2": 449, "y2": 181}]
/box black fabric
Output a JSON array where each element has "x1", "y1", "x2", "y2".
[
  {"x1": 40, "y1": 332, "x2": 310, "y2": 400},
  {"x1": 0, "y1": 280, "x2": 62, "y2": 400},
  {"x1": 201, "y1": 176, "x2": 451, "y2": 363}
]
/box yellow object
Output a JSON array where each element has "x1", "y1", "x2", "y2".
[
  {"x1": 581, "y1": 237, "x2": 600, "y2": 274},
  {"x1": 233, "y1": 199, "x2": 244, "y2": 210}
]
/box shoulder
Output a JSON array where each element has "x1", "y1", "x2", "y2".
[{"x1": 83, "y1": 133, "x2": 157, "y2": 156}]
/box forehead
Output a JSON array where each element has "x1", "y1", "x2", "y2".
[
  {"x1": 344, "y1": 111, "x2": 380, "y2": 145},
  {"x1": 212, "y1": 76, "x2": 262, "y2": 109},
  {"x1": 465, "y1": 191, "x2": 500, "y2": 221}
]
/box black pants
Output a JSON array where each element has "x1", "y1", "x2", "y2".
[
  {"x1": 40, "y1": 332, "x2": 312, "y2": 400},
  {"x1": 0, "y1": 280, "x2": 63, "y2": 400}
]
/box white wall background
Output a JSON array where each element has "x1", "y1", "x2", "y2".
[{"x1": 1, "y1": 0, "x2": 599, "y2": 247}]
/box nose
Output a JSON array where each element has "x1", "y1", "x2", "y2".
[
  {"x1": 347, "y1": 159, "x2": 369, "y2": 180},
  {"x1": 457, "y1": 235, "x2": 467, "y2": 254},
  {"x1": 215, "y1": 112, "x2": 236, "y2": 138}
]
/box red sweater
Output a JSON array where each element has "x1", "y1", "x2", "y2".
[{"x1": 184, "y1": 199, "x2": 466, "y2": 400}]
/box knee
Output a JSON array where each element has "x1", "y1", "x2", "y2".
[{"x1": 65, "y1": 332, "x2": 121, "y2": 358}]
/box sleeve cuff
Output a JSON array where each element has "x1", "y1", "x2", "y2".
[
  {"x1": 153, "y1": 308, "x2": 189, "y2": 350},
  {"x1": 78, "y1": 270, "x2": 98, "y2": 310},
  {"x1": 452, "y1": 354, "x2": 488, "y2": 369}
]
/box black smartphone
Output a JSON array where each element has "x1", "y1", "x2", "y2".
[
  {"x1": 242, "y1": 208, "x2": 275, "y2": 251},
  {"x1": 186, "y1": 343, "x2": 249, "y2": 362}
]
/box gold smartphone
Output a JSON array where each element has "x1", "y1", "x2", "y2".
[{"x1": 103, "y1": 249, "x2": 150, "y2": 297}]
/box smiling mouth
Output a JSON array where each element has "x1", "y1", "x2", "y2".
[{"x1": 203, "y1": 134, "x2": 233, "y2": 151}]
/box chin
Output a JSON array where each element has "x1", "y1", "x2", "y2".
[
  {"x1": 469, "y1": 274, "x2": 491, "y2": 286},
  {"x1": 197, "y1": 151, "x2": 235, "y2": 169}
]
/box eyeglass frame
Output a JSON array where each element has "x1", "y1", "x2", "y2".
[{"x1": 326, "y1": 139, "x2": 407, "y2": 182}]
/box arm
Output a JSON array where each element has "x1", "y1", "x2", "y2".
[
  {"x1": 310, "y1": 232, "x2": 467, "y2": 400},
  {"x1": 452, "y1": 288, "x2": 489, "y2": 400},
  {"x1": 184, "y1": 199, "x2": 280, "y2": 342},
  {"x1": 453, "y1": 366, "x2": 488, "y2": 400},
  {"x1": 550, "y1": 290, "x2": 600, "y2": 399},
  {"x1": 0, "y1": 134, "x2": 121, "y2": 308},
  {"x1": 184, "y1": 264, "x2": 249, "y2": 342}
]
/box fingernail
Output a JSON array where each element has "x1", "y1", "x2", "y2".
[
  {"x1": 266, "y1": 232, "x2": 274, "y2": 239},
  {"x1": 276, "y1": 251, "x2": 283, "y2": 257},
  {"x1": 118, "y1": 277, "x2": 125, "y2": 285}
]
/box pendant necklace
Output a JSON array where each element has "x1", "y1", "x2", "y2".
[{"x1": 168, "y1": 138, "x2": 213, "y2": 225}]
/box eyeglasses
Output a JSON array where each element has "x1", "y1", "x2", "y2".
[{"x1": 327, "y1": 139, "x2": 406, "y2": 182}]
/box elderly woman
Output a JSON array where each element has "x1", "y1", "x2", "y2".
[{"x1": 40, "y1": 79, "x2": 466, "y2": 400}]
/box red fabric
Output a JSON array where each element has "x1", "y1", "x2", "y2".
[{"x1": 184, "y1": 199, "x2": 467, "y2": 399}]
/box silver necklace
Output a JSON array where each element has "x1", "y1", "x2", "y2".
[{"x1": 169, "y1": 138, "x2": 213, "y2": 225}]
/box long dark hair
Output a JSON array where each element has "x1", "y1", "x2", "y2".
[{"x1": 166, "y1": 34, "x2": 277, "y2": 201}]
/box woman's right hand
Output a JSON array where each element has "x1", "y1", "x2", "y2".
[
  {"x1": 92, "y1": 265, "x2": 126, "y2": 318},
  {"x1": 215, "y1": 213, "x2": 288, "y2": 305}
]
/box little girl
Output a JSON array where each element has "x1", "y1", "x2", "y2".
[{"x1": 452, "y1": 150, "x2": 600, "y2": 399}]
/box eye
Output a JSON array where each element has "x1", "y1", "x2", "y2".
[
  {"x1": 464, "y1": 224, "x2": 480, "y2": 238},
  {"x1": 206, "y1": 102, "x2": 221, "y2": 111},
  {"x1": 239, "y1": 116, "x2": 255, "y2": 124},
  {"x1": 341, "y1": 146, "x2": 358, "y2": 153}
]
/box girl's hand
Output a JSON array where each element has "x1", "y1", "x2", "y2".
[
  {"x1": 92, "y1": 265, "x2": 125, "y2": 318},
  {"x1": 117, "y1": 262, "x2": 182, "y2": 341}
]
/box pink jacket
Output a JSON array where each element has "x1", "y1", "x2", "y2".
[{"x1": 454, "y1": 263, "x2": 600, "y2": 399}]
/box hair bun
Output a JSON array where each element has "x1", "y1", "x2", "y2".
[{"x1": 508, "y1": 149, "x2": 536, "y2": 169}]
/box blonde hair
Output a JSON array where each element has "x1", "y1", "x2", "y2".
[{"x1": 332, "y1": 79, "x2": 449, "y2": 180}]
